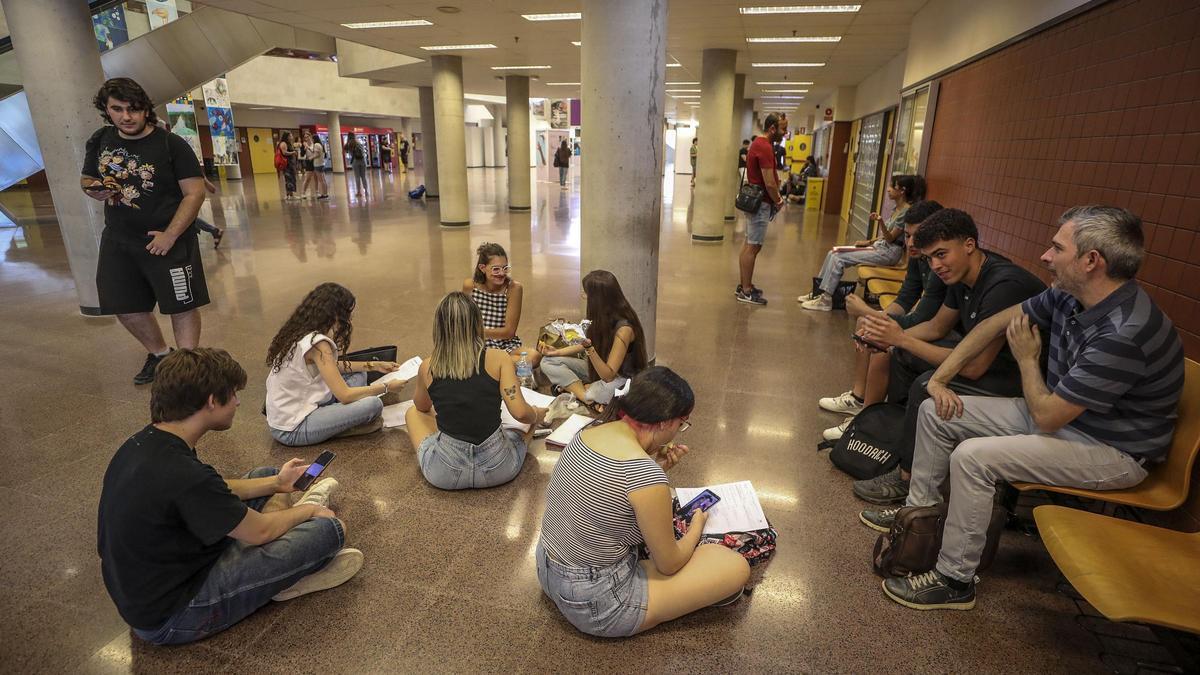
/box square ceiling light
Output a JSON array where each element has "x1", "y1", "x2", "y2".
[
  {"x1": 522, "y1": 12, "x2": 581, "y2": 21},
  {"x1": 739, "y1": 5, "x2": 861, "y2": 14},
  {"x1": 342, "y1": 19, "x2": 433, "y2": 28}
]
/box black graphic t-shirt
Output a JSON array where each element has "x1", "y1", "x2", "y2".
[{"x1": 82, "y1": 126, "x2": 204, "y2": 242}]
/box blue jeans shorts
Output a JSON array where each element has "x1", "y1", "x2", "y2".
[
  {"x1": 746, "y1": 200, "x2": 772, "y2": 246},
  {"x1": 535, "y1": 540, "x2": 649, "y2": 638},
  {"x1": 417, "y1": 425, "x2": 527, "y2": 490}
]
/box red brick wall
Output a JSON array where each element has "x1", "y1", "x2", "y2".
[{"x1": 923, "y1": 0, "x2": 1200, "y2": 359}]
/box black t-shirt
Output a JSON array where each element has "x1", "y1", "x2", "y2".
[
  {"x1": 82, "y1": 126, "x2": 203, "y2": 243},
  {"x1": 943, "y1": 250, "x2": 1047, "y2": 372},
  {"x1": 773, "y1": 144, "x2": 786, "y2": 169},
  {"x1": 98, "y1": 425, "x2": 248, "y2": 629},
  {"x1": 738, "y1": 146, "x2": 749, "y2": 168}
]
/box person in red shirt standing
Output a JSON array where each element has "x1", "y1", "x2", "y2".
[{"x1": 736, "y1": 113, "x2": 787, "y2": 305}]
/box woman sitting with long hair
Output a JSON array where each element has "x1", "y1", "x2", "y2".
[
  {"x1": 538, "y1": 270, "x2": 648, "y2": 412},
  {"x1": 405, "y1": 292, "x2": 546, "y2": 490},
  {"x1": 265, "y1": 283, "x2": 400, "y2": 446},
  {"x1": 537, "y1": 367, "x2": 750, "y2": 637}
]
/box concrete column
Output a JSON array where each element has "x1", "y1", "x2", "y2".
[
  {"x1": 491, "y1": 106, "x2": 506, "y2": 168},
  {"x1": 724, "y1": 73, "x2": 746, "y2": 221},
  {"x1": 418, "y1": 85, "x2": 439, "y2": 198},
  {"x1": 740, "y1": 98, "x2": 755, "y2": 141},
  {"x1": 4, "y1": 0, "x2": 108, "y2": 313},
  {"x1": 431, "y1": 55, "x2": 468, "y2": 226},
  {"x1": 482, "y1": 106, "x2": 497, "y2": 167},
  {"x1": 505, "y1": 76, "x2": 531, "y2": 211},
  {"x1": 328, "y1": 111, "x2": 345, "y2": 174},
  {"x1": 581, "y1": 0, "x2": 666, "y2": 359},
  {"x1": 691, "y1": 48, "x2": 737, "y2": 242}
]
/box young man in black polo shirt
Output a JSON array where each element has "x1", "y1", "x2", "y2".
[
  {"x1": 854, "y1": 209, "x2": 1047, "y2": 504},
  {"x1": 818, "y1": 200, "x2": 947, "y2": 441},
  {"x1": 81, "y1": 78, "x2": 209, "y2": 385},
  {"x1": 864, "y1": 206, "x2": 1183, "y2": 610},
  {"x1": 98, "y1": 348, "x2": 363, "y2": 645}
]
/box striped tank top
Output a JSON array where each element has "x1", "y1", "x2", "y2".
[
  {"x1": 472, "y1": 284, "x2": 522, "y2": 352},
  {"x1": 540, "y1": 434, "x2": 668, "y2": 567}
]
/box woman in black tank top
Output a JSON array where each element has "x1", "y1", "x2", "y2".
[{"x1": 405, "y1": 292, "x2": 547, "y2": 490}]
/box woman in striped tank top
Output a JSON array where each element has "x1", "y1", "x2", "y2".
[
  {"x1": 461, "y1": 242, "x2": 525, "y2": 362},
  {"x1": 536, "y1": 367, "x2": 750, "y2": 637}
]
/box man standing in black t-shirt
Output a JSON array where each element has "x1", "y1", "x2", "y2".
[
  {"x1": 97, "y1": 348, "x2": 363, "y2": 645},
  {"x1": 853, "y1": 209, "x2": 1047, "y2": 504},
  {"x1": 81, "y1": 78, "x2": 210, "y2": 385}
]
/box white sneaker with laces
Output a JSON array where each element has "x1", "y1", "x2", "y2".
[
  {"x1": 801, "y1": 294, "x2": 833, "y2": 312},
  {"x1": 294, "y1": 478, "x2": 340, "y2": 508},
  {"x1": 819, "y1": 390, "x2": 865, "y2": 415},
  {"x1": 797, "y1": 291, "x2": 819, "y2": 303},
  {"x1": 822, "y1": 418, "x2": 853, "y2": 441},
  {"x1": 271, "y1": 548, "x2": 364, "y2": 601}
]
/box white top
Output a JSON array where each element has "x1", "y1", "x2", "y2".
[
  {"x1": 310, "y1": 142, "x2": 325, "y2": 163},
  {"x1": 266, "y1": 332, "x2": 337, "y2": 432}
]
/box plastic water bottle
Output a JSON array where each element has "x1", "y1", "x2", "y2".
[{"x1": 516, "y1": 351, "x2": 535, "y2": 389}]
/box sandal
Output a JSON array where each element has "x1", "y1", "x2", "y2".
[{"x1": 212, "y1": 228, "x2": 224, "y2": 249}]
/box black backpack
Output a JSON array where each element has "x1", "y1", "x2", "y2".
[{"x1": 818, "y1": 402, "x2": 905, "y2": 479}]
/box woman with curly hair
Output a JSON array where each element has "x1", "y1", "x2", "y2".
[
  {"x1": 265, "y1": 283, "x2": 400, "y2": 446},
  {"x1": 405, "y1": 292, "x2": 545, "y2": 490}
]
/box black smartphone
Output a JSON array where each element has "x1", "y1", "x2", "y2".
[
  {"x1": 852, "y1": 333, "x2": 889, "y2": 352},
  {"x1": 83, "y1": 183, "x2": 111, "y2": 193},
  {"x1": 293, "y1": 450, "x2": 336, "y2": 491},
  {"x1": 679, "y1": 489, "x2": 721, "y2": 516}
]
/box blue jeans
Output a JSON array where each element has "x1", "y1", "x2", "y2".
[
  {"x1": 535, "y1": 540, "x2": 648, "y2": 638},
  {"x1": 558, "y1": 166, "x2": 568, "y2": 185},
  {"x1": 417, "y1": 426, "x2": 527, "y2": 490},
  {"x1": 746, "y1": 200, "x2": 772, "y2": 246},
  {"x1": 817, "y1": 240, "x2": 903, "y2": 294},
  {"x1": 271, "y1": 372, "x2": 383, "y2": 447},
  {"x1": 133, "y1": 467, "x2": 344, "y2": 645}
]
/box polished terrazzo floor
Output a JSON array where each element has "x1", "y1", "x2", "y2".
[{"x1": 0, "y1": 165, "x2": 1113, "y2": 673}]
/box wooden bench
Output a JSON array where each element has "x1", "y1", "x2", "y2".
[{"x1": 1013, "y1": 358, "x2": 1200, "y2": 512}]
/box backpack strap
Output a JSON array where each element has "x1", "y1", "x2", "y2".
[{"x1": 816, "y1": 439, "x2": 835, "y2": 452}]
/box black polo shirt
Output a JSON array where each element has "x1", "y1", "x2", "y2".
[
  {"x1": 97, "y1": 425, "x2": 248, "y2": 629},
  {"x1": 943, "y1": 250, "x2": 1047, "y2": 374}
]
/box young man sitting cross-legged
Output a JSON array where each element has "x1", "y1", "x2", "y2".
[
  {"x1": 862, "y1": 206, "x2": 1184, "y2": 610},
  {"x1": 98, "y1": 348, "x2": 364, "y2": 645}
]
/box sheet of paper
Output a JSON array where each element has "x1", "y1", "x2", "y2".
[
  {"x1": 377, "y1": 356, "x2": 422, "y2": 385},
  {"x1": 381, "y1": 400, "x2": 415, "y2": 428},
  {"x1": 500, "y1": 387, "x2": 556, "y2": 432},
  {"x1": 675, "y1": 481, "x2": 769, "y2": 534},
  {"x1": 546, "y1": 413, "x2": 594, "y2": 446}
]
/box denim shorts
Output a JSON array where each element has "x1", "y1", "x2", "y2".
[
  {"x1": 535, "y1": 540, "x2": 649, "y2": 638},
  {"x1": 746, "y1": 200, "x2": 772, "y2": 246},
  {"x1": 418, "y1": 425, "x2": 527, "y2": 490}
]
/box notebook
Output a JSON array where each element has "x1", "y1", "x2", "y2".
[{"x1": 545, "y1": 413, "x2": 595, "y2": 448}]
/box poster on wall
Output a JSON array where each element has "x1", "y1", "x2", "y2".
[
  {"x1": 92, "y1": 6, "x2": 129, "y2": 52},
  {"x1": 166, "y1": 95, "x2": 203, "y2": 163},
  {"x1": 146, "y1": 0, "x2": 179, "y2": 29},
  {"x1": 550, "y1": 100, "x2": 569, "y2": 129},
  {"x1": 529, "y1": 99, "x2": 546, "y2": 119},
  {"x1": 201, "y1": 77, "x2": 238, "y2": 166}
]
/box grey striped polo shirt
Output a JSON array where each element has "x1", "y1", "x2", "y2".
[{"x1": 1022, "y1": 282, "x2": 1184, "y2": 461}]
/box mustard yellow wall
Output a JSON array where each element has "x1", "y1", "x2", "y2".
[{"x1": 247, "y1": 127, "x2": 277, "y2": 174}]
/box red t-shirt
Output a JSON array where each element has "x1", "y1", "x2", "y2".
[{"x1": 745, "y1": 137, "x2": 777, "y2": 203}]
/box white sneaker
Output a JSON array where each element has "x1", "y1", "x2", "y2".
[
  {"x1": 822, "y1": 418, "x2": 853, "y2": 441},
  {"x1": 271, "y1": 547, "x2": 364, "y2": 601},
  {"x1": 797, "y1": 291, "x2": 819, "y2": 303},
  {"x1": 543, "y1": 393, "x2": 577, "y2": 425},
  {"x1": 294, "y1": 478, "x2": 340, "y2": 508},
  {"x1": 818, "y1": 391, "x2": 864, "y2": 416},
  {"x1": 801, "y1": 294, "x2": 833, "y2": 312}
]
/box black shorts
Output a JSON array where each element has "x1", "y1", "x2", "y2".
[
  {"x1": 302, "y1": 159, "x2": 315, "y2": 171},
  {"x1": 97, "y1": 230, "x2": 210, "y2": 315}
]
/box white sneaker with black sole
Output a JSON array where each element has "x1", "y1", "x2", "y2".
[
  {"x1": 271, "y1": 548, "x2": 364, "y2": 601},
  {"x1": 819, "y1": 390, "x2": 864, "y2": 415},
  {"x1": 822, "y1": 418, "x2": 853, "y2": 441}
]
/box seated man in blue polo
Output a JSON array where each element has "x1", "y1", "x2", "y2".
[
  {"x1": 98, "y1": 348, "x2": 364, "y2": 644},
  {"x1": 862, "y1": 205, "x2": 1184, "y2": 610}
]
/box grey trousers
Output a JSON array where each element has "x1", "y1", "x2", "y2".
[
  {"x1": 906, "y1": 396, "x2": 1148, "y2": 582},
  {"x1": 817, "y1": 240, "x2": 903, "y2": 295},
  {"x1": 540, "y1": 355, "x2": 627, "y2": 404}
]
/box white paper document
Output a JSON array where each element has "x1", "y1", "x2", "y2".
[
  {"x1": 675, "y1": 481, "x2": 769, "y2": 534},
  {"x1": 382, "y1": 400, "x2": 415, "y2": 428},
  {"x1": 377, "y1": 356, "x2": 422, "y2": 386},
  {"x1": 500, "y1": 387, "x2": 557, "y2": 432},
  {"x1": 546, "y1": 413, "x2": 595, "y2": 447}
]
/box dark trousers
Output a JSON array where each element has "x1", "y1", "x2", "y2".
[{"x1": 888, "y1": 340, "x2": 1023, "y2": 472}]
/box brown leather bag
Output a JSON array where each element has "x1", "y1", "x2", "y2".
[{"x1": 872, "y1": 502, "x2": 1008, "y2": 578}]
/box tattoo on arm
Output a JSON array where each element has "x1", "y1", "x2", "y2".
[{"x1": 503, "y1": 385, "x2": 518, "y2": 399}]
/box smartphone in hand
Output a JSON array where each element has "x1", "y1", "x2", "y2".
[
  {"x1": 293, "y1": 450, "x2": 336, "y2": 491},
  {"x1": 679, "y1": 489, "x2": 721, "y2": 517},
  {"x1": 852, "y1": 333, "x2": 889, "y2": 352}
]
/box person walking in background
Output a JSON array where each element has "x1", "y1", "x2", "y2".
[
  {"x1": 398, "y1": 135, "x2": 410, "y2": 173},
  {"x1": 380, "y1": 136, "x2": 393, "y2": 175},
  {"x1": 735, "y1": 113, "x2": 787, "y2": 306},
  {"x1": 278, "y1": 131, "x2": 299, "y2": 200},
  {"x1": 555, "y1": 139, "x2": 571, "y2": 188},
  {"x1": 346, "y1": 135, "x2": 368, "y2": 198},
  {"x1": 738, "y1": 139, "x2": 750, "y2": 183},
  {"x1": 689, "y1": 137, "x2": 698, "y2": 186}
]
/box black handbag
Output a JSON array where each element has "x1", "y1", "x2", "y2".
[
  {"x1": 735, "y1": 182, "x2": 766, "y2": 213},
  {"x1": 342, "y1": 345, "x2": 398, "y2": 384}
]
